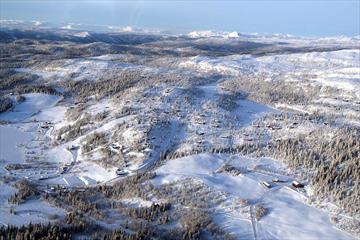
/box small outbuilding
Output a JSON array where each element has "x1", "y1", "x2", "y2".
[
  {"x1": 116, "y1": 169, "x2": 129, "y2": 176},
  {"x1": 292, "y1": 181, "x2": 304, "y2": 188},
  {"x1": 262, "y1": 181, "x2": 272, "y2": 189}
]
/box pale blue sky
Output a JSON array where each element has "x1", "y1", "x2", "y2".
[{"x1": 1, "y1": 0, "x2": 359, "y2": 36}]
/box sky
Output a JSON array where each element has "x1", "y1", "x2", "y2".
[{"x1": 0, "y1": 0, "x2": 359, "y2": 37}]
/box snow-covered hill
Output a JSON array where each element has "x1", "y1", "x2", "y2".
[{"x1": 0, "y1": 27, "x2": 359, "y2": 238}]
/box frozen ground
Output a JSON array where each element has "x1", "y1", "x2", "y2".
[
  {"x1": 0, "y1": 93, "x2": 118, "y2": 226},
  {"x1": 0, "y1": 94, "x2": 65, "y2": 226},
  {"x1": 0, "y1": 93, "x2": 63, "y2": 123},
  {"x1": 178, "y1": 49, "x2": 360, "y2": 95},
  {"x1": 0, "y1": 27, "x2": 359, "y2": 238},
  {"x1": 153, "y1": 153, "x2": 355, "y2": 239},
  {"x1": 0, "y1": 183, "x2": 65, "y2": 227},
  {"x1": 0, "y1": 125, "x2": 33, "y2": 165}
]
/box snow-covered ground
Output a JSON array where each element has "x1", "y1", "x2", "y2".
[
  {"x1": 0, "y1": 93, "x2": 63, "y2": 123},
  {"x1": 1, "y1": 28, "x2": 359, "y2": 237},
  {"x1": 153, "y1": 153, "x2": 355, "y2": 239},
  {"x1": 0, "y1": 93, "x2": 119, "y2": 226},
  {"x1": 178, "y1": 49, "x2": 360, "y2": 94},
  {"x1": 0, "y1": 94, "x2": 66, "y2": 225},
  {"x1": 256, "y1": 50, "x2": 360, "y2": 95},
  {"x1": 16, "y1": 57, "x2": 159, "y2": 82},
  {"x1": 0, "y1": 183, "x2": 65, "y2": 227},
  {"x1": 0, "y1": 125, "x2": 33, "y2": 165}
]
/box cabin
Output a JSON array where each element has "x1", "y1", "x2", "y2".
[
  {"x1": 177, "y1": 113, "x2": 184, "y2": 118},
  {"x1": 69, "y1": 145, "x2": 79, "y2": 151},
  {"x1": 151, "y1": 119, "x2": 159, "y2": 124},
  {"x1": 111, "y1": 143, "x2": 122, "y2": 150},
  {"x1": 262, "y1": 181, "x2": 271, "y2": 188},
  {"x1": 111, "y1": 145, "x2": 121, "y2": 150},
  {"x1": 272, "y1": 178, "x2": 285, "y2": 183},
  {"x1": 292, "y1": 181, "x2": 304, "y2": 188},
  {"x1": 116, "y1": 169, "x2": 129, "y2": 176},
  {"x1": 197, "y1": 140, "x2": 203, "y2": 144},
  {"x1": 60, "y1": 166, "x2": 68, "y2": 174},
  {"x1": 38, "y1": 176, "x2": 49, "y2": 180},
  {"x1": 61, "y1": 166, "x2": 68, "y2": 171},
  {"x1": 45, "y1": 188, "x2": 57, "y2": 196}
]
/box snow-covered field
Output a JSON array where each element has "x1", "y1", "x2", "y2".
[
  {"x1": 0, "y1": 94, "x2": 67, "y2": 226},
  {"x1": 153, "y1": 153, "x2": 354, "y2": 239}
]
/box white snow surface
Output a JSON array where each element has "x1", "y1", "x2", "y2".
[
  {"x1": 17, "y1": 57, "x2": 157, "y2": 82},
  {"x1": 178, "y1": 49, "x2": 360, "y2": 96},
  {"x1": 73, "y1": 31, "x2": 90, "y2": 37},
  {"x1": 0, "y1": 92, "x2": 120, "y2": 226},
  {"x1": 0, "y1": 125, "x2": 33, "y2": 164},
  {"x1": 153, "y1": 153, "x2": 355, "y2": 239},
  {"x1": 0, "y1": 93, "x2": 62, "y2": 123},
  {"x1": 0, "y1": 184, "x2": 65, "y2": 227},
  {"x1": 187, "y1": 30, "x2": 239, "y2": 38},
  {"x1": 0, "y1": 32, "x2": 358, "y2": 236}
]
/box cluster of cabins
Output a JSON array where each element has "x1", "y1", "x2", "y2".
[
  {"x1": 40, "y1": 121, "x2": 53, "y2": 129},
  {"x1": 261, "y1": 179, "x2": 304, "y2": 189}
]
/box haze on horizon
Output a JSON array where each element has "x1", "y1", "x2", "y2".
[{"x1": 0, "y1": 0, "x2": 359, "y2": 37}]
